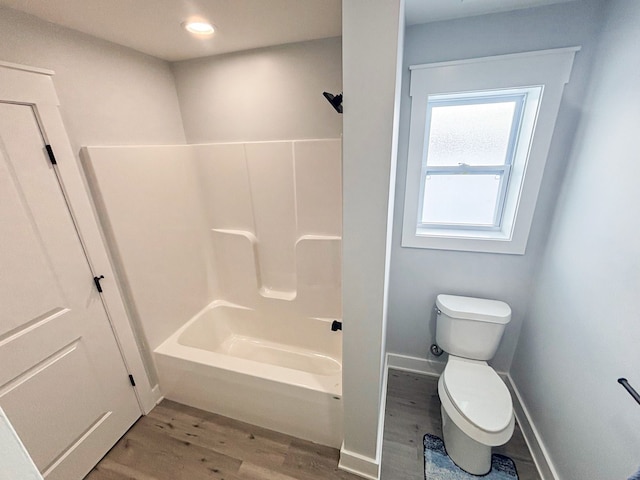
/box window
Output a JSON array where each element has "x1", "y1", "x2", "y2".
[
  {"x1": 402, "y1": 48, "x2": 579, "y2": 254},
  {"x1": 419, "y1": 88, "x2": 540, "y2": 230}
]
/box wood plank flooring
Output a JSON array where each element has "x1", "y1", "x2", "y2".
[
  {"x1": 87, "y1": 369, "x2": 541, "y2": 480},
  {"x1": 380, "y1": 369, "x2": 541, "y2": 480},
  {"x1": 85, "y1": 400, "x2": 361, "y2": 480}
]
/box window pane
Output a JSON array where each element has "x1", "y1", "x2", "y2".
[
  {"x1": 426, "y1": 101, "x2": 516, "y2": 167},
  {"x1": 421, "y1": 174, "x2": 502, "y2": 226}
]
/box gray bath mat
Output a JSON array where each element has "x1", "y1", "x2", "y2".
[{"x1": 424, "y1": 434, "x2": 518, "y2": 479}]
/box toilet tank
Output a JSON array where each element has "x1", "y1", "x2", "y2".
[{"x1": 435, "y1": 294, "x2": 511, "y2": 361}]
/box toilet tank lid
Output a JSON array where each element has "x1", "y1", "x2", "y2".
[{"x1": 436, "y1": 294, "x2": 511, "y2": 324}]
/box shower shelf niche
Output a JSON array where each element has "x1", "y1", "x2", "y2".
[
  {"x1": 259, "y1": 287, "x2": 296, "y2": 301},
  {"x1": 211, "y1": 228, "x2": 341, "y2": 307}
]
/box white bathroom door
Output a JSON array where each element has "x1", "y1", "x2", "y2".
[{"x1": 0, "y1": 102, "x2": 141, "y2": 479}]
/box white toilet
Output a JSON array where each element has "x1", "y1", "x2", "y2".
[{"x1": 435, "y1": 294, "x2": 515, "y2": 475}]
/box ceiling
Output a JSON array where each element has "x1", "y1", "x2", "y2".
[
  {"x1": 405, "y1": 0, "x2": 577, "y2": 25},
  {"x1": 0, "y1": 0, "x2": 342, "y2": 62},
  {"x1": 0, "y1": 0, "x2": 577, "y2": 62}
]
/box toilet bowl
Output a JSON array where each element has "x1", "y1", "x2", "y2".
[
  {"x1": 434, "y1": 294, "x2": 514, "y2": 475},
  {"x1": 438, "y1": 356, "x2": 514, "y2": 474}
]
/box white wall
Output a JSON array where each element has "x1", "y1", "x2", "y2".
[
  {"x1": 510, "y1": 1, "x2": 640, "y2": 478},
  {"x1": 172, "y1": 37, "x2": 342, "y2": 143},
  {"x1": 0, "y1": 5, "x2": 186, "y2": 383},
  {"x1": 341, "y1": 0, "x2": 404, "y2": 477},
  {"x1": 0, "y1": 6, "x2": 185, "y2": 152},
  {"x1": 387, "y1": 1, "x2": 605, "y2": 372}
]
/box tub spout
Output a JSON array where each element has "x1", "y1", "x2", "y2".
[{"x1": 331, "y1": 320, "x2": 342, "y2": 331}]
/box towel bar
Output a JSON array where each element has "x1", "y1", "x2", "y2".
[{"x1": 618, "y1": 378, "x2": 640, "y2": 406}]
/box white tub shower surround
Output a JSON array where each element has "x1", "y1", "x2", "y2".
[{"x1": 83, "y1": 139, "x2": 343, "y2": 447}]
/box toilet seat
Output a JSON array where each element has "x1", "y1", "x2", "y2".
[{"x1": 439, "y1": 356, "x2": 514, "y2": 446}]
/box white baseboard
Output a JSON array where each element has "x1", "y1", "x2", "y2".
[
  {"x1": 386, "y1": 352, "x2": 445, "y2": 376},
  {"x1": 387, "y1": 352, "x2": 516, "y2": 378},
  {"x1": 339, "y1": 444, "x2": 379, "y2": 480},
  {"x1": 148, "y1": 384, "x2": 163, "y2": 411},
  {"x1": 376, "y1": 355, "x2": 390, "y2": 473},
  {"x1": 138, "y1": 383, "x2": 164, "y2": 415},
  {"x1": 505, "y1": 374, "x2": 559, "y2": 480}
]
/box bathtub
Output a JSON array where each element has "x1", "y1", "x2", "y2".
[{"x1": 154, "y1": 302, "x2": 343, "y2": 447}]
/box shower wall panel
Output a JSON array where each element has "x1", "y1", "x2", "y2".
[
  {"x1": 294, "y1": 140, "x2": 342, "y2": 237},
  {"x1": 82, "y1": 146, "x2": 215, "y2": 352},
  {"x1": 197, "y1": 139, "x2": 342, "y2": 318},
  {"x1": 193, "y1": 144, "x2": 254, "y2": 231},
  {"x1": 245, "y1": 142, "x2": 298, "y2": 296}
]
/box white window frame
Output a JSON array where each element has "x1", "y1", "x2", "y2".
[
  {"x1": 402, "y1": 47, "x2": 579, "y2": 254},
  {"x1": 418, "y1": 90, "x2": 530, "y2": 231}
]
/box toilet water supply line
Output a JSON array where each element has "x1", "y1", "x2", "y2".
[{"x1": 430, "y1": 307, "x2": 444, "y2": 356}]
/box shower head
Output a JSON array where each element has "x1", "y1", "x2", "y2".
[{"x1": 323, "y1": 91, "x2": 343, "y2": 114}]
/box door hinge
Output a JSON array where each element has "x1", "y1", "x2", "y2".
[
  {"x1": 93, "y1": 275, "x2": 104, "y2": 293},
  {"x1": 128, "y1": 375, "x2": 136, "y2": 387},
  {"x1": 45, "y1": 144, "x2": 57, "y2": 165}
]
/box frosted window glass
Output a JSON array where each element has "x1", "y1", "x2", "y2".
[
  {"x1": 421, "y1": 174, "x2": 502, "y2": 225},
  {"x1": 426, "y1": 101, "x2": 516, "y2": 166}
]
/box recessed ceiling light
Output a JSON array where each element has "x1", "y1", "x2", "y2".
[{"x1": 183, "y1": 21, "x2": 215, "y2": 36}]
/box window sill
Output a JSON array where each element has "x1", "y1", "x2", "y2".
[{"x1": 401, "y1": 228, "x2": 526, "y2": 255}]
